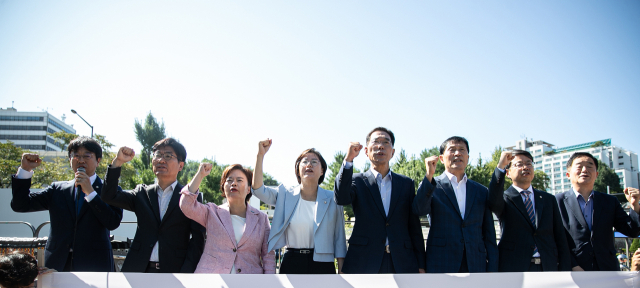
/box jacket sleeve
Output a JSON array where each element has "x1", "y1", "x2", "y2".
[
  {"x1": 10, "y1": 176, "x2": 53, "y2": 212},
  {"x1": 613, "y1": 197, "x2": 640, "y2": 238},
  {"x1": 334, "y1": 203, "x2": 348, "y2": 258},
  {"x1": 487, "y1": 168, "x2": 506, "y2": 217},
  {"x1": 101, "y1": 165, "x2": 137, "y2": 211},
  {"x1": 261, "y1": 213, "x2": 277, "y2": 274},
  {"x1": 251, "y1": 184, "x2": 281, "y2": 206},
  {"x1": 482, "y1": 187, "x2": 499, "y2": 272},
  {"x1": 412, "y1": 176, "x2": 435, "y2": 216},
  {"x1": 408, "y1": 179, "x2": 426, "y2": 270},
  {"x1": 86, "y1": 193, "x2": 124, "y2": 231},
  {"x1": 178, "y1": 186, "x2": 209, "y2": 227},
  {"x1": 180, "y1": 192, "x2": 206, "y2": 273},
  {"x1": 552, "y1": 195, "x2": 572, "y2": 271},
  {"x1": 334, "y1": 163, "x2": 355, "y2": 205}
]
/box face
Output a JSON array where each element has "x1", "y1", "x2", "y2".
[
  {"x1": 223, "y1": 169, "x2": 250, "y2": 202},
  {"x1": 152, "y1": 146, "x2": 184, "y2": 180},
  {"x1": 69, "y1": 146, "x2": 101, "y2": 176},
  {"x1": 439, "y1": 141, "x2": 469, "y2": 173},
  {"x1": 506, "y1": 155, "x2": 535, "y2": 185},
  {"x1": 365, "y1": 131, "x2": 395, "y2": 165},
  {"x1": 298, "y1": 153, "x2": 324, "y2": 183},
  {"x1": 567, "y1": 156, "x2": 598, "y2": 187}
]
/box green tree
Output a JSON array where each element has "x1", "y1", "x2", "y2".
[
  {"x1": 591, "y1": 141, "x2": 606, "y2": 148},
  {"x1": 48, "y1": 131, "x2": 79, "y2": 148},
  {"x1": 631, "y1": 239, "x2": 640, "y2": 255},
  {"x1": 595, "y1": 160, "x2": 623, "y2": 194},
  {"x1": 134, "y1": 112, "x2": 166, "y2": 169},
  {"x1": 0, "y1": 141, "x2": 25, "y2": 187},
  {"x1": 531, "y1": 170, "x2": 550, "y2": 191},
  {"x1": 392, "y1": 149, "x2": 425, "y2": 190}
]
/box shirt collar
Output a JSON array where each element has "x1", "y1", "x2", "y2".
[
  {"x1": 370, "y1": 168, "x2": 392, "y2": 181},
  {"x1": 156, "y1": 179, "x2": 179, "y2": 193},
  {"x1": 444, "y1": 170, "x2": 467, "y2": 184},
  {"x1": 77, "y1": 173, "x2": 98, "y2": 187},
  {"x1": 512, "y1": 184, "x2": 533, "y2": 195},
  {"x1": 573, "y1": 189, "x2": 594, "y2": 200}
]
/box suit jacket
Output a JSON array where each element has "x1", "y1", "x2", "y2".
[
  {"x1": 556, "y1": 189, "x2": 640, "y2": 271},
  {"x1": 101, "y1": 166, "x2": 205, "y2": 273},
  {"x1": 412, "y1": 173, "x2": 498, "y2": 273},
  {"x1": 252, "y1": 184, "x2": 347, "y2": 262},
  {"x1": 487, "y1": 168, "x2": 571, "y2": 271},
  {"x1": 179, "y1": 187, "x2": 276, "y2": 274},
  {"x1": 335, "y1": 166, "x2": 425, "y2": 273},
  {"x1": 11, "y1": 175, "x2": 123, "y2": 272}
]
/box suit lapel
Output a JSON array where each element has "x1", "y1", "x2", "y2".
[
  {"x1": 364, "y1": 170, "x2": 386, "y2": 218},
  {"x1": 386, "y1": 172, "x2": 402, "y2": 219},
  {"x1": 563, "y1": 189, "x2": 589, "y2": 231},
  {"x1": 77, "y1": 177, "x2": 103, "y2": 219},
  {"x1": 161, "y1": 183, "x2": 183, "y2": 226},
  {"x1": 505, "y1": 187, "x2": 535, "y2": 230},
  {"x1": 533, "y1": 189, "x2": 544, "y2": 229},
  {"x1": 463, "y1": 180, "x2": 477, "y2": 221},
  {"x1": 437, "y1": 174, "x2": 462, "y2": 218},
  {"x1": 218, "y1": 204, "x2": 240, "y2": 246},
  {"x1": 147, "y1": 184, "x2": 161, "y2": 225},
  {"x1": 237, "y1": 206, "x2": 259, "y2": 247},
  {"x1": 283, "y1": 186, "x2": 302, "y2": 226},
  {"x1": 315, "y1": 189, "x2": 330, "y2": 234}
]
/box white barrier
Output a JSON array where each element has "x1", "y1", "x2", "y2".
[{"x1": 37, "y1": 272, "x2": 638, "y2": 288}]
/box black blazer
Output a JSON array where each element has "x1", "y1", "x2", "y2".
[
  {"x1": 335, "y1": 165, "x2": 425, "y2": 273},
  {"x1": 487, "y1": 168, "x2": 571, "y2": 272},
  {"x1": 412, "y1": 173, "x2": 498, "y2": 273},
  {"x1": 556, "y1": 189, "x2": 640, "y2": 271},
  {"x1": 101, "y1": 166, "x2": 205, "y2": 273},
  {"x1": 11, "y1": 176, "x2": 123, "y2": 272}
]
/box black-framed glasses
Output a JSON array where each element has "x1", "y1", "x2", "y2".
[
  {"x1": 152, "y1": 152, "x2": 177, "y2": 161},
  {"x1": 71, "y1": 153, "x2": 94, "y2": 161},
  {"x1": 512, "y1": 162, "x2": 534, "y2": 169}
]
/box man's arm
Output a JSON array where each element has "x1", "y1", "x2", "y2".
[
  {"x1": 408, "y1": 180, "x2": 426, "y2": 271},
  {"x1": 615, "y1": 188, "x2": 640, "y2": 238},
  {"x1": 180, "y1": 192, "x2": 206, "y2": 273},
  {"x1": 85, "y1": 193, "x2": 124, "y2": 231},
  {"x1": 334, "y1": 142, "x2": 362, "y2": 205},
  {"x1": 482, "y1": 201, "x2": 499, "y2": 272},
  {"x1": 11, "y1": 176, "x2": 53, "y2": 212},
  {"x1": 101, "y1": 165, "x2": 137, "y2": 211},
  {"x1": 551, "y1": 196, "x2": 572, "y2": 271},
  {"x1": 412, "y1": 156, "x2": 438, "y2": 216},
  {"x1": 487, "y1": 168, "x2": 507, "y2": 217}
]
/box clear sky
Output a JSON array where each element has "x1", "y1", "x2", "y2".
[{"x1": 1, "y1": 0, "x2": 638, "y2": 185}]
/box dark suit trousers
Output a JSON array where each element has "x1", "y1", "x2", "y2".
[{"x1": 378, "y1": 253, "x2": 396, "y2": 273}]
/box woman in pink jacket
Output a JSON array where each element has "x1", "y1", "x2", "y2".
[{"x1": 179, "y1": 163, "x2": 276, "y2": 274}]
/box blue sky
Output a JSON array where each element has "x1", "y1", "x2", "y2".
[{"x1": 1, "y1": 0, "x2": 638, "y2": 185}]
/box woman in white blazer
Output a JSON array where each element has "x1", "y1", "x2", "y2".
[{"x1": 252, "y1": 139, "x2": 347, "y2": 274}]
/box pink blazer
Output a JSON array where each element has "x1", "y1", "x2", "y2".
[{"x1": 179, "y1": 186, "x2": 276, "y2": 274}]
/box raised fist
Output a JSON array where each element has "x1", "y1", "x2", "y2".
[
  {"x1": 258, "y1": 139, "x2": 272, "y2": 156},
  {"x1": 21, "y1": 153, "x2": 42, "y2": 172},
  {"x1": 497, "y1": 151, "x2": 515, "y2": 170},
  {"x1": 424, "y1": 155, "x2": 439, "y2": 182},
  {"x1": 624, "y1": 187, "x2": 640, "y2": 213},
  {"x1": 346, "y1": 142, "x2": 363, "y2": 162},
  {"x1": 112, "y1": 146, "x2": 135, "y2": 167},
  {"x1": 197, "y1": 162, "x2": 213, "y2": 177}
]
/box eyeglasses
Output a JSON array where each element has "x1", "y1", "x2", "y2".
[
  {"x1": 511, "y1": 162, "x2": 534, "y2": 169},
  {"x1": 370, "y1": 139, "x2": 391, "y2": 147},
  {"x1": 300, "y1": 159, "x2": 320, "y2": 167},
  {"x1": 153, "y1": 152, "x2": 177, "y2": 161},
  {"x1": 71, "y1": 153, "x2": 94, "y2": 161}
]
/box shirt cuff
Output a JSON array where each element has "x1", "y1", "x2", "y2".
[
  {"x1": 343, "y1": 161, "x2": 353, "y2": 169},
  {"x1": 497, "y1": 167, "x2": 505, "y2": 173},
  {"x1": 15, "y1": 167, "x2": 34, "y2": 179},
  {"x1": 85, "y1": 191, "x2": 98, "y2": 202}
]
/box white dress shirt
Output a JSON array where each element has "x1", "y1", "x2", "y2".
[
  {"x1": 230, "y1": 215, "x2": 246, "y2": 274},
  {"x1": 285, "y1": 199, "x2": 317, "y2": 249},
  {"x1": 150, "y1": 180, "x2": 178, "y2": 262},
  {"x1": 444, "y1": 170, "x2": 467, "y2": 219},
  {"x1": 16, "y1": 167, "x2": 98, "y2": 201}
]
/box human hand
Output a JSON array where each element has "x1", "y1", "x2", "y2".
[
  {"x1": 75, "y1": 169, "x2": 94, "y2": 194},
  {"x1": 197, "y1": 163, "x2": 213, "y2": 178},
  {"x1": 345, "y1": 142, "x2": 363, "y2": 162},
  {"x1": 20, "y1": 153, "x2": 42, "y2": 172},
  {"x1": 631, "y1": 250, "x2": 640, "y2": 271},
  {"x1": 624, "y1": 187, "x2": 640, "y2": 213},
  {"x1": 571, "y1": 266, "x2": 584, "y2": 271},
  {"x1": 497, "y1": 151, "x2": 515, "y2": 170},
  {"x1": 424, "y1": 156, "x2": 439, "y2": 182},
  {"x1": 112, "y1": 146, "x2": 135, "y2": 167},
  {"x1": 258, "y1": 139, "x2": 272, "y2": 156}
]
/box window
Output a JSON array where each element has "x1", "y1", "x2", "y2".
[
  {"x1": 554, "y1": 162, "x2": 560, "y2": 166},
  {"x1": 554, "y1": 168, "x2": 560, "y2": 172},
  {"x1": 554, "y1": 173, "x2": 561, "y2": 178},
  {"x1": 0, "y1": 116, "x2": 44, "y2": 121},
  {"x1": 17, "y1": 145, "x2": 46, "y2": 150},
  {"x1": 0, "y1": 125, "x2": 47, "y2": 131},
  {"x1": 545, "y1": 164, "x2": 551, "y2": 168},
  {"x1": 619, "y1": 156, "x2": 624, "y2": 159},
  {"x1": 564, "y1": 184, "x2": 571, "y2": 189},
  {"x1": 47, "y1": 119, "x2": 74, "y2": 134},
  {"x1": 619, "y1": 162, "x2": 624, "y2": 166},
  {"x1": 563, "y1": 155, "x2": 570, "y2": 159},
  {"x1": 535, "y1": 155, "x2": 542, "y2": 159},
  {"x1": 554, "y1": 180, "x2": 561, "y2": 184},
  {"x1": 545, "y1": 169, "x2": 551, "y2": 173},
  {"x1": 594, "y1": 155, "x2": 599, "y2": 159},
  {"x1": 562, "y1": 161, "x2": 567, "y2": 165},
  {"x1": 0, "y1": 135, "x2": 46, "y2": 140},
  {"x1": 554, "y1": 157, "x2": 560, "y2": 160},
  {"x1": 545, "y1": 158, "x2": 551, "y2": 162},
  {"x1": 554, "y1": 186, "x2": 561, "y2": 190}
]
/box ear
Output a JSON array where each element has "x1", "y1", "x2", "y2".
[
  {"x1": 506, "y1": 169, "x2": 512, "y2": 180},
  {"x1": 391, "y1": 148, "x2": 395, "y2": 158},
  {"x1": 178, "y1": 162, "x2": 184, "y2": 171},
  {"x1": 96, "y1": 158, "x2": 102, "y2": 164},
  {"x1": 439, "y1": 155, "x2": 444, "y2": 163}
]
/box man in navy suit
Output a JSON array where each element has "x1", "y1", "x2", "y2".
[
  {"x1": 488, "y1": 150, "x2": 571, "y2": 272},
  {"x1": 335, "y1": 127, "x2": 425, "y2": 273},
  {"x1": 413, "y1": 136, "x2": 498, "y2": 273},
  {"x1": 11, "y1": 136, "x2": 123, "y2": 272},
  {"x1": 555, "y1": 152, "x2": 640, "y2": 271}
]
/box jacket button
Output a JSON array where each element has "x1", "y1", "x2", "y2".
[
  {"x1": 233, "y1": 248, "x2": 237, "y2": 252},
  {"x1": 386, "y1": 223, "x2": 390, "y2": 226},
  {"x1": 237, "y1": 268, "x2": 241, "y2": 273},
  {"x1": 533, "y1": 232, "x2": 537, "y2": 236}
]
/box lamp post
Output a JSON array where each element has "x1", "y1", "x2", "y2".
[{"x1": 70, "y1": 109, "x2": 93, "y2": 138}]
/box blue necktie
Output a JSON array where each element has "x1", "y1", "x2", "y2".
[
  {"x1": 522, "y1": 190, "x2": 538, "y2": 256},
  {"x1": 76, "y1": 186, "x2": 84, "y2": 215}
]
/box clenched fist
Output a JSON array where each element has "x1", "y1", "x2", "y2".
[
  {"x1": 497, "y1": 151, "x2": 515, "y2": 170},
  {"x1": 624, "y1": 187, "x2": 640, "y2": 213},
  {"x1": 258, "y1": 139, "x2": 272, "y2": 156},
  {"x1": 197, "y1": 163, "x2": 213, "y2": 177},
  {"x1": 424, "y1": 156, "x2": 439, "y2": 182},
  {"x1": 346, "y1": 142, "x2": 363, "y2": 162},
  {"x1": 112, "y1": 146, "x2": 135, "y2": 167},
  {"x1": 20, "y1": 153, "x2": 42, "y2": 172}
]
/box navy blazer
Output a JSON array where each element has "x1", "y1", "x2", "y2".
[
  {"x1": 556, "y1": 189, "x2": 640, "y2": 271},
  {"x1": 11, "y1": 175, "x2": 123, "y2": 272},
  {"x1": 412, "y1": 173, "x2": 498, "y2": 273},
  {"x1": 487, "y1": 168, "x2": 571, "y2": 272},
  {"x1": 335, "y1": 165, "x2": 425, "y2": 274},
  {"x1": 101, "y1": 166, "x2": 205, "y2": 273}
]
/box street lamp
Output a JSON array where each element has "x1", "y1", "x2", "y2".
[{"x1": 70, "y1": 109, "x2": 94, "y2": 138}]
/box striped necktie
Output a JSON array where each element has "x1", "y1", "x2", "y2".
[{"x1": 522, "y1": 190, "x2": 538, "y2": 256}]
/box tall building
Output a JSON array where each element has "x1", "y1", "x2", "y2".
[
  {"x1": 0, "y1": 107, "x2": 76, "y2": 151},
  {"x1": 505, "y1": 138, "x2": 639, "y2": 194}
]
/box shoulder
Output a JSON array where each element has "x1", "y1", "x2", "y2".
[
  {"x1": 535, "y1": 189, "x2": 555, "y2": 200},
  {"x1": 392, "y1": 172, "x2": 413, "y2": 183},
  {"x1": 555, "y1": 190, "x2": 570, "y2": 201},
  {"x1": 594, "y1": 191, "x2": 619, "y2": 203},
  {"x1": 249, "y1": 206, "x2": 270, "y2": 220},
  {"x1": 467, "y1": 179, "x2": 488, "y2": 192}
]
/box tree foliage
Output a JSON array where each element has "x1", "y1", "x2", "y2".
[
  {"x1": 595, "y1": 160, "x2": 622, "y2": 194},
  {"x1": 0, "y1": 141, "x2": 26, "y2": 188},
  {"x1": 134, "y1": 112, "x2": 166, "y2": 169}
]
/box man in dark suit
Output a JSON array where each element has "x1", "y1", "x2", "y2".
[
  {"x1": 11, "y1": 136, "x2": 123, "y2": 272},
  {"x1": 487, "y1": 150, "x2": 571, "y2": 272},
  {"x1": 555, "y1": 152, "x2": 640, "y2": 271},
  {"x1": 335, "y1": 127, "x2": 425, "y2": 273},
  {"x1": 102, "y1": 138, "x2": 204, "y2": 273},
  {"x1": 413, "y1": 136, "x2": 498, "y2": 273}
]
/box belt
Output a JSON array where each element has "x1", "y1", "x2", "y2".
[
  {"x1": 286, "y1": 248, "x2": 313, "y2": 254},
  {"x1": 531, "y1": 258, "x2": 541, "y2": 265},
  {"x1": 385, "y1": 245, "x2": 390, "y2": 253},
  {"x1": 148, "y1": 262, "x2": 160, "y2": 270}
]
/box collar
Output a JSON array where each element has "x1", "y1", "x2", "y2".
[
  {"x1": 370, "y1": 167, "x2": 392, "y2": 181},
  {"x1": 573, "y1": 189, "x2": 594, "y2": 200},
  {"x1": 444, "y1": 170, "x2": 467, "y2": 184},
  {"x1": 88, "y1": 173, "x2": 98, "y2": 185},
  {"x1": 512, "y1": 184, "x2": 533, "y2": 195},
  {"x1": 156, "y1": 179, "x2": 179, "y2": 193}
]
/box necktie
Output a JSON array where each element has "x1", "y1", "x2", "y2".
[
  {"x1": 76, "y1": 185, "x2": 84, "y2": 215},
  {"x1": 522, "y1": 190, "x2": 538, "y2": 256}
]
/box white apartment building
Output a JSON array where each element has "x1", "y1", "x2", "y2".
[
  {"x1": 505, "y1": 138, "x2": 639, "y2": 194},
  {"x1": 0, "y1": 107, "x2": 76, "y2": 151}
]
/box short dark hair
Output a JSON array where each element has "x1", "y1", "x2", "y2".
[
  {"x1": 0, "y1": 251, "x2": 38, "y2": 288},
  {"x1": 294, "y1": 148, "x2": 328, "y2": 185},
  {"x1": 366, "y1": 127, "x2": 395, "y2": 147},
  {"x1": 152, "y1": 138, "x2": 186, "y2": 162},
  {"x1": 68, "y1": 136, "x2": 102, "y2": 160},
  {"x1": 567, "y1": 152, "x2": 599, "y2": 170},
  {"x1": 505, "y1": 150, "x2": 534, "y2": 169},
  {"x1": 220, "y1": 164, "x2": 253, "y2": 202},
  {"x1": 439, "y1": 136, "x2": 470, "y2": 155}
]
